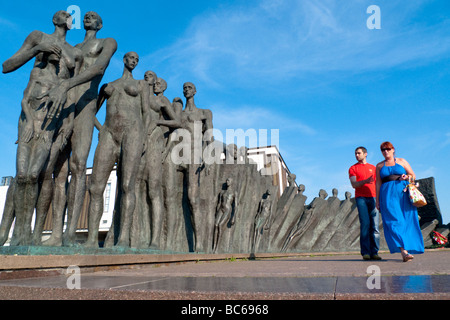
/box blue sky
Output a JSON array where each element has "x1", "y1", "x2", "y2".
[{"x1": 0, "y1": 0, "x2": 449, "y2": 224}]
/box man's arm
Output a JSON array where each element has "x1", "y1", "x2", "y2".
[{"x1": 349, "y1": 175, "x2": 374, "y2": 189}]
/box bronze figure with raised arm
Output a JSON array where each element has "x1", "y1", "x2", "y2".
[
  {"x1": 41, "y1": 11, "x2": 117, "y2": 246},
  {"x1": 1, "y1": 10, "x2": 82, "y2": 245}
]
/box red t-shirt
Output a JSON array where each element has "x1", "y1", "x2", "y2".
[{"x1": 348, "y1": 163, "x2": 376, "y2": 198}]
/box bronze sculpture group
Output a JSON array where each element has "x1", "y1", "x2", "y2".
[
  {"x1": 2, "y1": 10, "x2": 433, "y2": 254},
  {"x1": 0, "y1": 11, "x2": 221, "y2": 251}
]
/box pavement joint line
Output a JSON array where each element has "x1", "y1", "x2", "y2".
[{"x1": 109, "y1": 277, "x2": 171, "y2": 290}]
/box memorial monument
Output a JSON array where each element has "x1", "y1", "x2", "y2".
[{"x1": 0, "y1": 10, "x2": 446, "y2": 254}]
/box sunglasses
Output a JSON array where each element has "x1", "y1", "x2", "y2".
[{"x1": 381, "y1": 148, "x2": 392, "y2": 152}]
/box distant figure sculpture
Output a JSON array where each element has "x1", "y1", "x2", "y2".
[
  {"x1": 41, "y1": 11, "x2": 117, "y2": 246},
  {"x1": 287, "y1": 173, "x2": 296, "y2": 187},
  {"x1": 84, "y1": 52, "x2": 149, "y2": 248},
  {"x1": 298, "y1": 184, "x2": 305, "y2": 195},
  {"x1": 175, "y1": 82, "x2": 213, "y2": 252},
  {"x1": 213, "y1": 178, "x2": 238, "y2": 253},
  {"x1": 319, "y1": 189, "x2": 328, "y2": 200},
  {"x1": 239, "y1": 146, "x2": 249, "y2": 164},
  {"x1": 154, "y1": 78, "x2": 172, "y2": 115},
  {"x1": 134, "y1": 71, "x2": 166, "y2": 249},
  {"x1": 345, "y1": 191, "x2": 351, "y2": 200},
  {"x1": 155, "y1": 79, "x2": 183, "y2": 163},
  {"x1": 282, "y1": 189, "x2": 329, "y2": 252},
  {"x1": 153, "y1": 80, "x2": 183, "y2": 250},
  {"x1": 332, "y1": 188, "x2": 338, "y2": 198},
  {"x1": 225, "y1": 144, "x2": 238, "y2": 164},
  {"x1": 2, "y1": 10, "x2": 82, "y2": 246},
  {"x1": 252, "y1": 189, "x2": 273, "y2": 252}
]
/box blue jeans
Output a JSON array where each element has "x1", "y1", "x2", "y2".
[{"x1": 355, "y1": 197, "x2": 380, "y2": 256}]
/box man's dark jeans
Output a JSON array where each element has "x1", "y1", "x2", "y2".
[{"x1": 355, "y1": 197, "x2": 380, "y2": 256}]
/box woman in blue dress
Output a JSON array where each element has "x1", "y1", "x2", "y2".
[{"x1": 375, "y1": 141, "x2": 424, "y2": 262}]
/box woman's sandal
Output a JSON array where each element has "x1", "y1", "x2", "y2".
[{"x1": 402, "y1": 253, "x2": 414, "y2": 262}]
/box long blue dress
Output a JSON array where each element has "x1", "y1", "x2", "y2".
[{"x1": 379, "y1": 161, "x2": 424, "y2": 254}]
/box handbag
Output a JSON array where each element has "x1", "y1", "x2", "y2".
[
  {"x1": 404, "y1": 180, "x2": 427, "y2": 207},
  {"x1": 432, "y1": 231, "x2": 448, "y2": 245}
]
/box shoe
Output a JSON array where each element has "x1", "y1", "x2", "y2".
[
  {"x1": 371, "y1": 254, "x2": 382, "y2": 260},
  {"x1": 402, "y1": 253, "x2": 414, "y2": 262},
  {"x1": 362, "y1": 254, "x2": 371, "y2": 260}
]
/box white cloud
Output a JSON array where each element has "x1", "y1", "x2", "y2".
[
  {"x1": 144, "y1": 0, "x2": 450, "y2": 87},
  {"x1": 0, "y1": 17, "x2": 18, "y2": 29}
]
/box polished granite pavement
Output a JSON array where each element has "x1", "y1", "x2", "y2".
[{"x1": 0, "y1": 249, "x2": 449, "y2": 300}]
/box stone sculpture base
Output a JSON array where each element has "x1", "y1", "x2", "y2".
[
  {"x1": 1, "y1": 247, "x2": 351, "y2": 280},
  {"x1": 0, "y1": 245, "x2": 181, "y2": 256}
]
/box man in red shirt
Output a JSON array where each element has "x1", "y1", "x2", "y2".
[{"x1": 349, "y1": 146, "x2": 381, "y2": 260}]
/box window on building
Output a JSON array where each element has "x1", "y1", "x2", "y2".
[{"x1": 104, "y1": 182, "x2": 111, "y2": 212}]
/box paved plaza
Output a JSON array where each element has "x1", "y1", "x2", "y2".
[{"x1": 0, "y1": 249, "x2": 449, "y2": 301}]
